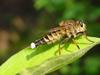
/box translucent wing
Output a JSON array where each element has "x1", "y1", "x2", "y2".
[{"x1": 48, "y1": 27, "x2": 61, "y2": 33}]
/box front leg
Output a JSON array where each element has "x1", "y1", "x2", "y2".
[{"x1": 83, "y1": 32, "x2": 94, "y2": 43}]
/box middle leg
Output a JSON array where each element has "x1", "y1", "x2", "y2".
[{"x1": 72, "y1": 38, "x2": 80, "y2": 49}]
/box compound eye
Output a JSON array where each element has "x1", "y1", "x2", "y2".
[
  {"x1": 80, "y1": 23, "x2": 83, "y2": 27},
  {"x1": 79, "y1": 21, "x2": 84, "y2": 27}
]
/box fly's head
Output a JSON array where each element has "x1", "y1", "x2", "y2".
[{"x1": 75, "y1": 20, "x2": 86, "y2": 33}]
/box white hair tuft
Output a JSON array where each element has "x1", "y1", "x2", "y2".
[{"x1": 30, "y1": 42, "x2": 36, "y2": 49}]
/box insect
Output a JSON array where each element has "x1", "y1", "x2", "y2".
[{"x1": 31, "y1": 20, "x2": 92, "y2": 55}]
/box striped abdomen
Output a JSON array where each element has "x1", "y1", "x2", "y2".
[{"x1": 34, "y1": 31, "x2": 65, "y2": 47}]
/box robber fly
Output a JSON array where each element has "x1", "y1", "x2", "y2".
[{"x1": 31, "y1": 20, "x2": 92, "y2": 55}]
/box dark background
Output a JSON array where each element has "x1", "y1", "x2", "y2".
[{"x1": 0, "y1": 0, "x2": 100, "y2": 75}]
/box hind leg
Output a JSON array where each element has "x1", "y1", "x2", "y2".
[
  {"x1": 55, "y1": 38, "x2": 69, "y2": 55},
  {"x1": 55, "y1": 43, "x2": 65, "y2": 56},
  {"x1": 55, "y1": 43, "x2": 62, "y2": 55}
]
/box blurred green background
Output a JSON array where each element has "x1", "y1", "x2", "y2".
[{"x1": 0, "y1": 0, "x2": 100, "y2": 75}]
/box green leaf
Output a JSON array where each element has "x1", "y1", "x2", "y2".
[{"x1": 0, "y1": 36, "x2": 100, "y2": 75}]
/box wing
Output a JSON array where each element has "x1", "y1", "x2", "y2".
[{"x1": 48, "y1": 27, "x2": 61, "y2": 33}]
